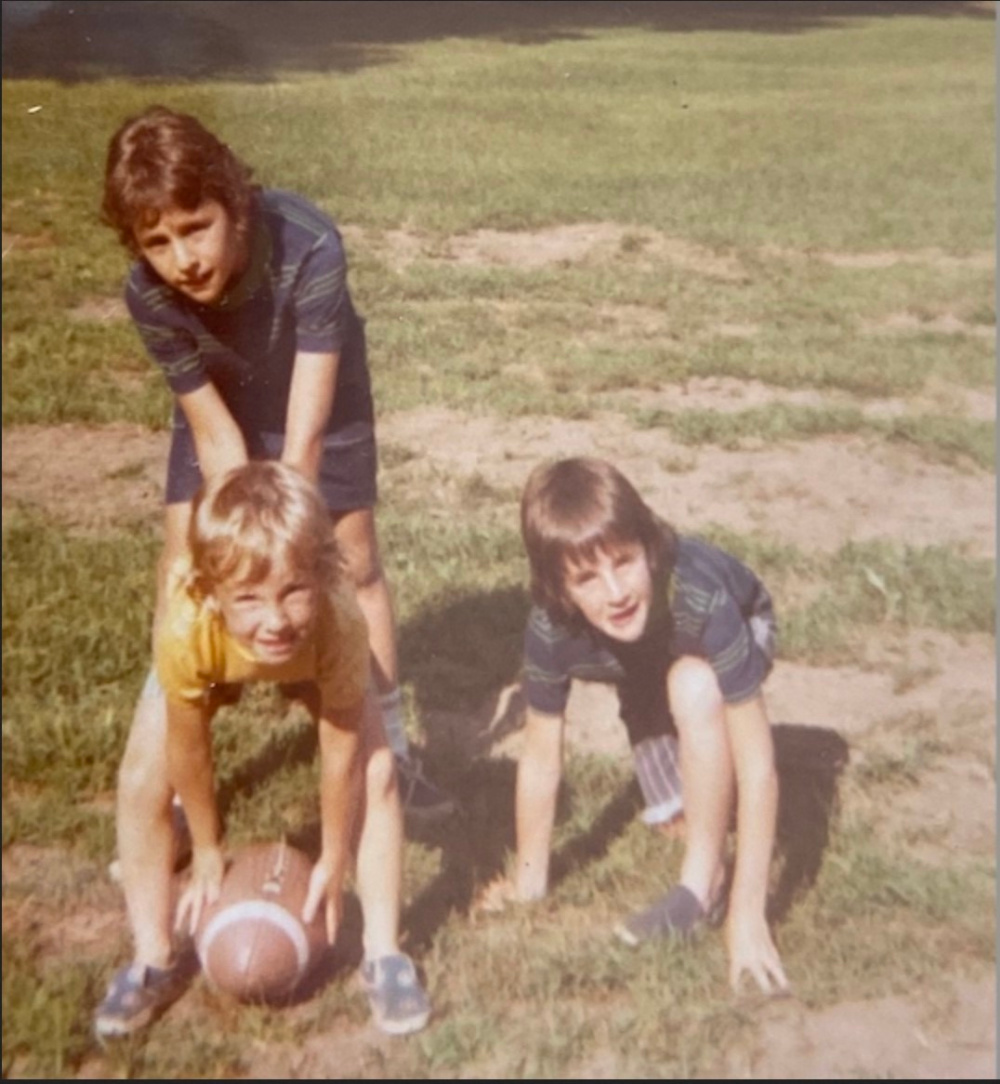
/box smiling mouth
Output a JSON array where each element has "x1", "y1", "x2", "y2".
[
  {"x1": 609, "y1": 602, "x2": 639, "y2": 625},
  {"x1": 179, "y1": 271, "x2": 213, "y2": 292},
  {"x1": 257, "y1": 636, "x2": 297, "y2": 657}
]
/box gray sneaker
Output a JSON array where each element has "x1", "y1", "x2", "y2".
[
  {"x1": 395, "y1": 756, "x2": 455, "y2": 821},
  {"x1": 94, "y1": 962, "x2": 186, "y2": 1040},
  {"x1": 360, "y1": 954, "x2": 431, "y2": 1036},
  {"x1": 615, "y1": 885, "x2": 718, "y2": 947}
]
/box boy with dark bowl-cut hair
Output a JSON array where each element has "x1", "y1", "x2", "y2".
[
  {"x1": 102, "y1": 104, "x2": 452, "y2": 822},
  {"x1": 498, "y1": 457, "x2": 789, "y2": 996}
]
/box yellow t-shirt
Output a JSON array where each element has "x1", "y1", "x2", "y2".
[{"x1": 155, "y1": 558, "x2": 370, "y2": 719}]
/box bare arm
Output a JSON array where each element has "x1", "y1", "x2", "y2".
[
  {"x1": 166, "y1": 698, "x2": 224, "y2": 933},
  {"x1": 177, "y1": 382, "x2": 248, "y2": 481},
  {"x1": 724, "y1": 693, "x2": 789, "y2": 993},
  {"x1": 513, "y1": 707, "x2": 565, "y2": 900},
  {"x1": 281, "y1": 350, "x2": 340, "y2": 485},
  {"x1": 302, "y1": 696, "x2": 363, "y2": 941}
]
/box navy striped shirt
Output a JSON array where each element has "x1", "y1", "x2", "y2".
[
  {"x1": 125, "y1": 188, "x2": 372, "y2": 437},
  {"x1": 523, "y1": 536, "x2": 775, "y2": 739}
]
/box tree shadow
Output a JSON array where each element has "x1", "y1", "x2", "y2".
[{"x1": 3, "y1": 1, "x2": 990, "y2": 83}]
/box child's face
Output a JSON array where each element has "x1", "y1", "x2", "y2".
[
  {"x1": 563, "y1": 541, "x2": 653, "y2": 643},
  {"x1": 133, "y1": 199, "x2": 247, "y2": 305},
  {"x1": 214, "y1": 556, "x2": 318, "y2": 666}
]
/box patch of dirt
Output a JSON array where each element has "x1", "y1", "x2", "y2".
[
  {"x1": 11, "y1": 410, "x2": 994, "y2": 558},
  {"x1": 866, "y1": 311, "x2": 996, "y2": 341},
  {"x1": 625, "y1": 376, "x2": 997, "y2": 422},
  {"x1": 382, "y1": 407, "x2": 995, "y2": 559},
  {"x1": 240, "y1": 1023, "x2": 397, "y2": 1080},
  {"x1": 2, "y1": 845, "x2": 126, "y2": 962},
  {"x1": 763, "y1": 244, "x2": 995, "y2": 272},
  {"x1": 345, "y1": 223, "x2": 747, "y2": 279},
  {"x1": 2, "y1": 423, "x2": 168, "y2": 533},
  {"x1": 818, "y1": 249, "x2": 995, "y2": 272},
  {"x1": 1, "y1": 229, "x2": 58, "y2": 253},
  {"x1": 69, "y1": 296, "x2": 129, "y2": 324},
  {"x1": 610, "y1": 374, "x2": 996, "y2": 421},
  {"x1": 347, "y1": 225, "x2": 996, "y2": 279},
  {"x1": 721, "y1": 977, "x2": 997, "y2": 1080}
]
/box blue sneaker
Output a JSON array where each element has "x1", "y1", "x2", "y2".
[
  {"x1": 360, "y1": 954, "x2": 431, "y2": 1036},
  {"x1": 615, "y1": 884, "x2": 725, "y2": 947},
  {"x1": 94, "y1": 962, "x2": 186, "y2": 1039}
]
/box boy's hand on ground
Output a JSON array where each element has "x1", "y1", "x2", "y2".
[
  {"x1": 175, "y1": 844, "x2": 225, "y2": 935},
  {"x1": 726, "y1": 912, "x2": 790, "y2": 996},
  {"x1": 302, "y1": 859, "x2": 342, "y2": 945}
]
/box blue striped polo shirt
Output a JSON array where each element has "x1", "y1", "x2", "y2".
[
  {"x1": 125, "y1": 188, "x2": 373, "y2": 438},
  {"x1": 522, "y1": 535, "x2": 775, "y2": 742}
]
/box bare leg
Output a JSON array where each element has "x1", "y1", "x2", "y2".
[
  {"x1": 669, "y1": 656, "x2": 734, "y2": 909},
  {"x1": 353, "y1": 695, "x2": 403, "y2": 960},
  {"x1": 333, "y1": 508, "x2": 454, "y2": 817},
  {"x1": 116, "y1": 674, "x2": 177, "y2": 968},
  {"x1": 115, "y1": 503, "x2": 194, "y2": 967},
  {"x1": 332, "y1": 508, "x2": 398, "y2": 692}
]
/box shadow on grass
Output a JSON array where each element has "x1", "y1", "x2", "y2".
[
  {"x1": 399, "y1": 583, "x2": 528, "y2": 721},
  {"x1": 402, "y1": 758, "x2": 647, "y2": 955},
  {"x1": 770, "y1": 722, "x2": 850, "y2": 923},
  {"x1": 3, "y1": 1, "x2": 991, "y2": 83}
]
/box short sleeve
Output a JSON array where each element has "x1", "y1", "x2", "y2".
[
  {"x1": 125, "y1": 269, "x2": 208, "y2": 396},
  {"x1": 522, "y1": 606, "x2": 573, "y2": 716},
  {"x1": 292, "y1": 231, "x2": 350, "y2": 356},
  {"x1": 314, "y1": 581, "x2": 370, "y2": 716},
  {"x1": 154, "y1": 563, "x2": 216, "y2": 705},
  {"x1": 701, "y1": 590, "x2": 770, "y2": 704}
]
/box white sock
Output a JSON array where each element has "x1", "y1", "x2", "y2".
[{"x1": 379, "y1": 687, "x2": 410, "y2": 760}]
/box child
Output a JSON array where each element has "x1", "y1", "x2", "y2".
[
  {"x1": 94, "y1": 461, "x2": 431, "y2": 1038},
  {"x1": 101, "y1": 104, "x2": 451, "y2": 818},
  {"x1": 503, "y1": 457, "x2": 789, "y2": 996}
]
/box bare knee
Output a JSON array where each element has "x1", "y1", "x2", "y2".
[
  {"x1": 117, "y1": 740, "x2": 171, "y2": 816},
  {"x1": 668, "y1": 656, "x2": 724, "y2": 732}
]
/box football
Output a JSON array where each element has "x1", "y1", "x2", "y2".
[{"x1": 195, "y1": 840, "x2": 327, "y2": 1003}]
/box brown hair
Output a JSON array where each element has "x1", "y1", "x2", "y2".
[
  {"x1": 520, "y1": 457, "x2": 676, "y2": 624},
  {"x1": 102, "y1": 105, "x2": 257, "y2": 254},
  {"x1": 188, "y1": 461, "x2": 341, "y2": 601}
]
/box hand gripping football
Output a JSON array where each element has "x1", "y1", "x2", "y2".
[{"x1": 195, "y1": 840, "x2": 326, "y2": 1003}]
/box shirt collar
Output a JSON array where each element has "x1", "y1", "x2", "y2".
[{"x1": 215, "y1": 206, "x2": 272, "y2": 312}]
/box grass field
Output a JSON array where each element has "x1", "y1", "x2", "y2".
[{"x1": 2, "y1": 2, "x2": 996, "y2": 1078}]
